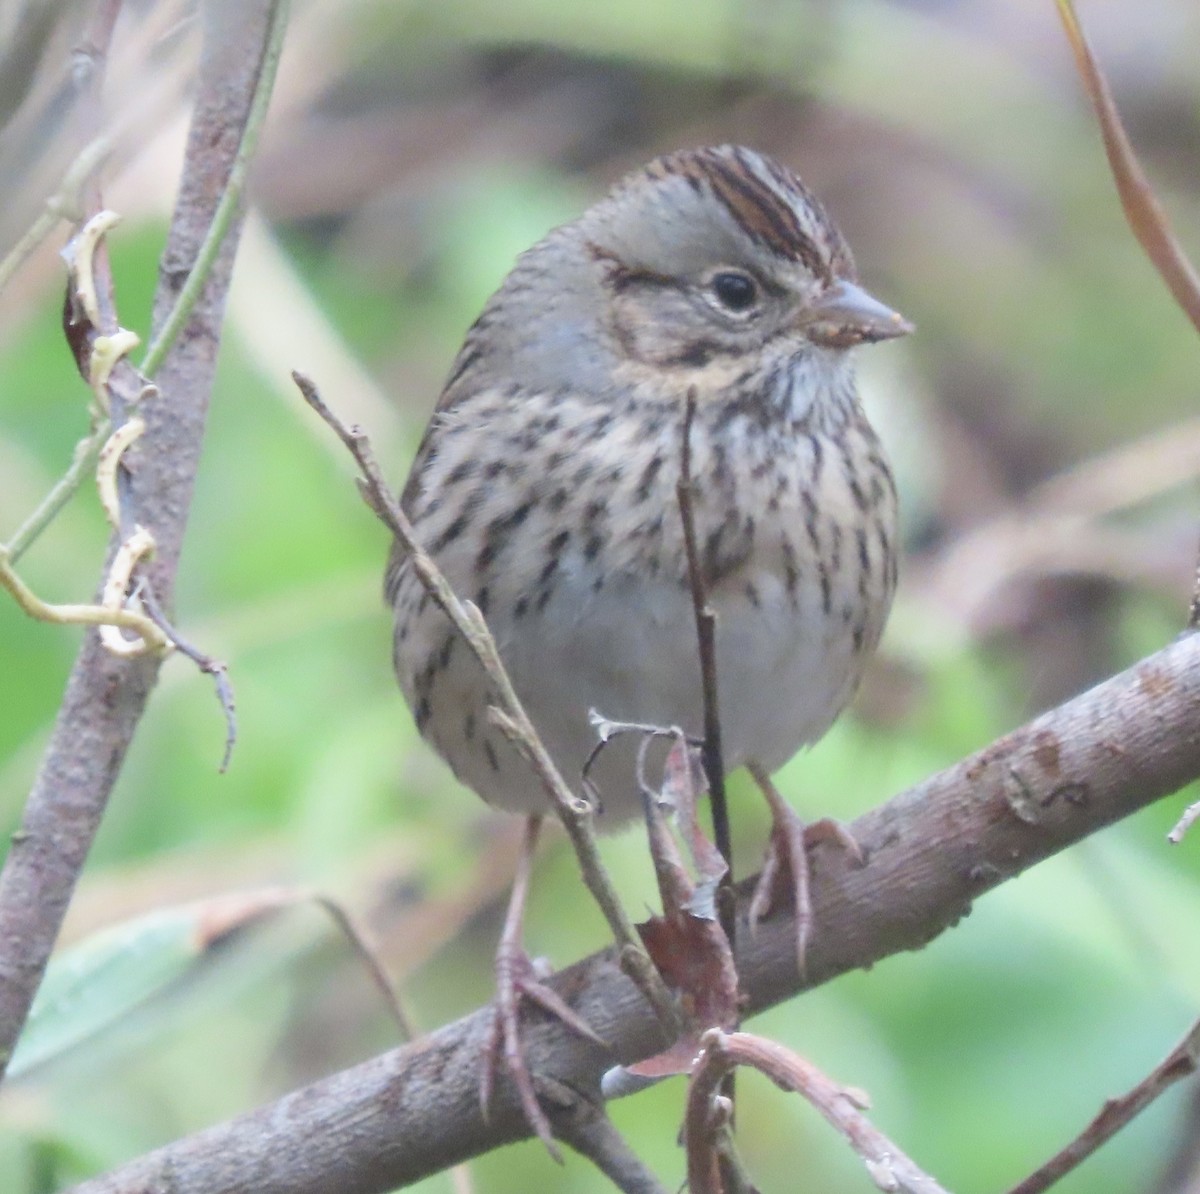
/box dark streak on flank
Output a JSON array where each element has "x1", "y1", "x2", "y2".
[
  {"x1": 781, "y1": 535, "x2": 800, "y2": 600},
  {"x1": 637, "y1": 454, "x2": 665, "y2": 502},
  {"x1": 443, "y1": 345, "x2": 482, "y2": 391},
  {"x1": 446, "y1": 459, "x2": 477, "y2": 485},
  {"x1": 856, "y1": 528, "x2": 870, "y2": 598},
  {"x1": 476, "y1": 498, "x2": 535, "y2": 572},
  {"x1": 430, "y1": 512, "x2": 468, "y2": 554}
]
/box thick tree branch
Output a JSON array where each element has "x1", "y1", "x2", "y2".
[
  {"x1": 0, "y1": 1, "x2": 281, "y2": 1080},
  {"x1": 68, "y1": 628, "x2": 1200, "y2": 1194}
]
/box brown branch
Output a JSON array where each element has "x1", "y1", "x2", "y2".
[
  {"x1": 66, "y1": 626, "x2": 1200, "y2": 1194},
  {"x1": 677, "y1": 389, "x2": 733, "y2": 930},
  {"x1": 676, "y1": 387, "x2": 741, "y2": 1134},
  {"x1": 0, "y1": 2, "x2": 279, "y2": 1082},
  {"x1": 1007, "y1": 1018, "x2": 1200, "y2": 1194},
  {"x1": 684, "y1": 1030, "x2": 950, "y2": 1194},
  {"x1": 676, "y1": 391, "x2": 728, "y2": 848}
]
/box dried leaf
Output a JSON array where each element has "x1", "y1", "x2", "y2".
[{"x1": 629, "y1": 911, "x2": 740, "y2": 1079}]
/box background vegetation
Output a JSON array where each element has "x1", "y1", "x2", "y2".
[{"x1": 2, "y1": 1, "x2": 1200, "y2": 1190}]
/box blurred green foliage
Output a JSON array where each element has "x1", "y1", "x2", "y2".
[{"x1": 2, "y1": 1, "x2": 1200, "y2": 1192}]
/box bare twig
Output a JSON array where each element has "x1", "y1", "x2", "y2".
[
  {"x1": 678, "y1": 386, "x2": 739, "y2": 1122},
  {"x1": 677, "y1": 391, "x2": 734, "y2": 949},
  {"x1": 1007, "y1": 1018, "x2": 1200, "y2": 1194},
  {"x1": 140, "y1": 584, "x2": 237, "y2": 774},
  {"x1": 685, "y1": 1029, "x2": 950, "y2": 1194},
  {"x1": 307, "y1": 892, "x2": 414, "y2": 1043},
  {"x1": 65, "y1": 623, "x2": 1200, "y2": 1194},
  {"x1": 0, "y1": 0, "x2": 288, "y2": 1084},
  {"x1": 292, "y1": 371, "x2": 680, "y2": 1042}
]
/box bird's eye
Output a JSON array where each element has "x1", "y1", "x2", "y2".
[{"x1": 710, "y1": 270, "x2": 759, "y2": 313}]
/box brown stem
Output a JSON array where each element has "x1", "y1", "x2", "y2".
[
  {"x1": 64, "y1": 627, "x2": 1200, "y2": 1194},
  {"x1": 1007, "y1": 1018, "x2": 1200, "y2": 1194},
  {"x1": 685, "y1": 1030, "x2": 950, "y2": 1194},
  {"x1": 0, "y1": 2, "x2": 277, "y2": 1082},
  {"x1": 677, "y1": 390, "x2": 732, "y2": 897}
]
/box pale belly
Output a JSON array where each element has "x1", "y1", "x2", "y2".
[{"x1": 419, "y1": 560, "x2": 868, "y2": 824}]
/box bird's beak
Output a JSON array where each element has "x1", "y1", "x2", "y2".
[{"x1": 802, "y1": 279, "x2": 914, "y2": 349}]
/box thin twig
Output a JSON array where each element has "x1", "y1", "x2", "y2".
[
  {"x1": 308, "y1": 893, "x2": 415, "y2": 1042},
  {"x1": 292, "y1": 371, "x2": 680, "y2": 1041},
  {"x1": 0, "y1": 135, "x2": 111, "y2": 298},
  {"x1": 677, "y1": 388, "x2": 738, "y2": 1122},
  {"x1": 1054, "y1": 0, "x2": 1200, "y2": 636},
  {"x1": 140, "y1": 584, "x2": 237, "y2": 773},
  {"x1": 685, "y1": 1029, "x2": 951, "y2": 1194},
  {"x1": 1006, "y1": 1018, "x2": 1200, "y2": 1194},
  {"x1": 1055, "y1": 0, "x2": 1200, "y2": 338},
  {"x1": 676, "y1": 391, "x2": 733, "y2": 943},
  {"x1": 3, "y1": 426, "x2": 107, "y2": 564}
]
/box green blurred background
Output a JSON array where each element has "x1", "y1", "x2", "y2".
[{"x1": 2, "y1": 0, "x2": 1200, "y2": 1190}]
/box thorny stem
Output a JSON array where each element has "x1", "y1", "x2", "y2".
[
  {"x1": 539, "y1": 1076, "x2": 670, "y2": 1194},
  {"x1": 292, "y1": 371, "x2": 681, "y2": 1041}
]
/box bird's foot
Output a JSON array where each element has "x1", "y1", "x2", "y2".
[
  {"x1": 481, "y1": 942, "x2": 604, "y2": 1161},
  {"x1": 746, "y1": 769, "x2": 863, "y2": 978}
]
